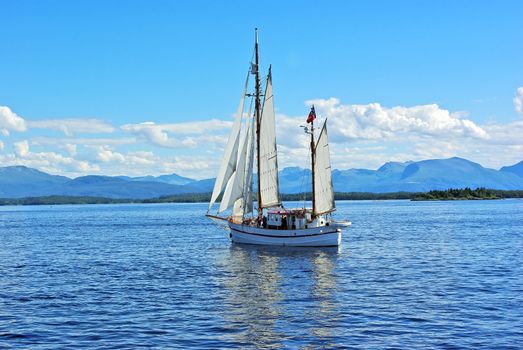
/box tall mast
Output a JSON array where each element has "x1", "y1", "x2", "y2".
[
  {"x1": 255, "y1": 28, "x2": 262, "y2": 215},
  {"x1": 310, "y1": 119, "x2": 316, "y2": 215}
]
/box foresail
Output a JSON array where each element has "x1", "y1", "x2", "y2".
[
  {"x1": 219, "y1": 114, "x2": 252, "y2": 214},
  {"x1": 218, "y1": 172, "x2": 237, "y2": 213},
  {"x1": 243, "y1": 113, "x2": 255, "y2": 214},
  {"x1": 208, "y1": 74, "x2": 248, "y2": 211},
  {"x1": 258, "y1": 69, "x2": 280, "y2": 208},
  {"x1": 234, "y1": 113, "x2": 255, "y2": 217},
  {"x1": 313, "y1": 121, "x2": 335, "y2": 215}
]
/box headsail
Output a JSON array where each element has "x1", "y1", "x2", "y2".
[
  {"x1": 240, "y1": 111, "x2": 255, "y2": 216},
  {"x1": 219, "y1": 113, "x2": 253, "y2": 214},
  {"x1": 208, "y1": 74, "x2": 249, "y2": 211},
  {"x1": 313, "y1": 121, "x2": 335, "y2": 215},
  {"x1": 258, "y1": 68, "x2": 280, "y2": 208}
]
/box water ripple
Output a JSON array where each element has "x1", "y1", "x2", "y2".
[{"x1": 0, "y1": 200, "x2": 522, "y2": 348}]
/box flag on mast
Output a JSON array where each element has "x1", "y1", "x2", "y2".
[
  {"x1": 307, "y1": 105, "x2": 316, "y2": 123},
  {"x1": 250, "y1": 62, "x2": 257, "y2": 75}
]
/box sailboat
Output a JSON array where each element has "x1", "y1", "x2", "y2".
[{"x1": 206, "y1": 30, "x2": 351, "y2": 247}]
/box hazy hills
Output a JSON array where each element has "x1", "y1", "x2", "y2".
[
  {"x1": 1, "y1": 157, "x2": 522, "y2": 199},
  {"x1": 277, "y1": 158, "x2": 523, "y2": 193}
]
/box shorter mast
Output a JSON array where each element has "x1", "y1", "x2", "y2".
[
  {"x1": 310, "y1": 119, "x2": 316, "y2": 215},
  {"x1": 308, "y1": 105, "x2": 317, "y2": 215}
]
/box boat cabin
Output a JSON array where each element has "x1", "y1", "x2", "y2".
[{"x1": 263, "y1": 208, "x2": 330, "y2": 230}]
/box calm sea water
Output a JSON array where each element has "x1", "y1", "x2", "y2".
[{"x1": 0, "y1": 200, "x2": 522, "y2": 349}]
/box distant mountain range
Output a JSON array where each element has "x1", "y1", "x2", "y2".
[{"x1": 1, "y1": 157, "x2": 522, "y2": 199}]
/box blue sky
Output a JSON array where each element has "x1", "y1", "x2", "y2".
[{"x1": 1, "y1": 0, "x2": 522, "y2": 178}]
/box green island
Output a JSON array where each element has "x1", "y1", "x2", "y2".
[
  {"x1": 0, "y1": 188, "x2": 522, "y2": 206},
  {"x1": 411, "y1": 187, "x2": 516, "y2": 201}
]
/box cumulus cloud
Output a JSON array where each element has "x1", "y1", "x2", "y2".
[
  {"x1": 271, "y1": 98, "x2": 523, "y2": 170},
  {"x1": 62, "y1": 143, "x2": 77, "y2": 156},
  {"x1": 28, "y1": 118, "x2": 115, "y2": 136},
  {"x1": 3, "y1": 93, "x2": 522, "y2": 177},
  {"x1": 1, "y1": 144, "x2": 99, "y2": 175},
  {"x1": 82, "y1": 145, "x2": 155, "y2": 167},
  {"x1": 0, "y1": 140, "x2": 4, "y2": 150},
  {"x1": 14, "y1": 140, "x2": 30, "y2": 157},
  {"x1": 514, "y1": 87, "x2": 523, "y2": 116},
  {"x1": 303, "y1": 98, "x2": 489, "y2": 141},
  {"x1": 78, "y1": 146, "x2": 216, "y2": 178},
  {"x1": 0, "y1": 106, "x2": 27, "y2": 133},
  {"x1": 120, "y1": 119, "x2": 231, "y2": 148},
  {"x1": 32, "y1": 136, "x2": 136, "y2": 147},
  {"x1": 93, "y1": 146, "x2": 126, "y2": 163}
]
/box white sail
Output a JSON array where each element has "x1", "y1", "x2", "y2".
[
  {"x1": 208, "y1": 75, "x2": 248, "y2": 211},
  {"x1": 258, "y1": 69, "x2": 280, "y2": 208},
  {"x1": 233, "y1": 113, "x2": 255, "y2": 217},
  {"x1": 219, "y1": 114, "x2": 252, "y2": 214},
  {"x1": 219, "y1": 172, "x2": 237, "y2": 213},
  {"x1": 243, "y1": 113, "x2": 255, "y2": 214},
  {"x1": 314, "y1": 121, "x2": 335, "y2": 215}
]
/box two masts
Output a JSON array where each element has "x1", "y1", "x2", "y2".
[{"x1": 207, "y1": 30, "x2": 349, "y2": 246}]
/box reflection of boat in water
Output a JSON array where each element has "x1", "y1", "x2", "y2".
[
  {"x1": 206, "y1": 29, "x2": 351, "y2": 246},
  {"x1": 215, "y1": 244, "x2": 343, "y2": 347}
]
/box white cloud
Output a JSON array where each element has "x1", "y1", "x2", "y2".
[
  {"x1": 0, "y1": 106, "x2": 27, "y2": 133},
  {"x1": 92, "y1": 146, "x2": 126, "y2": 163},
  {"x1": 514, "y1": 87, "x2": 523, "y2": 116},
  {"x1": 62, "y1": 144, "x2": 77, "y2": 156},
  {"x1": 28, "y1": 118, "x2": 115, "y2": 136},
  {"x1": 14, "y1": 140, "x2": 30, "y2": 157},
  {"x1": 272, "y1": 98, "x2": 523, "y2": 170},
  {"x1": 32, "y1": 136, "x2": 136, "y2": 147},
  {"x1": 120, "y1": 119, "x2": 231, "y2": 148},
  {"x1": 3, "y1": 93, "x2": 521, "y2": 178},
  {"x1": 0, "y1": 140, "x2": 4, "y2": 150},
  {"x1": 304, "y1": 98, "x2": 489, "y2": 141},
  {"x1": 77, "y1": 146, "x2": 216, "y2": 178},
  {"x1": 1, "y1": 146, "x2": 100, "y2": 176}
]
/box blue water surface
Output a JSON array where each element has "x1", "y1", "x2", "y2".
[{"x1": 0, "y1": 200, "x2": 522, "y2": 349}]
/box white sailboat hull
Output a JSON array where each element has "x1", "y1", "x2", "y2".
[{"x1": 228, "y1": 221, "x2": 343, "y2": 247}]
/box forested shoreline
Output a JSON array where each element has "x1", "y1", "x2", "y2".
[{"x1": 1, "y1": 189, "x2": 522, "y2": 206}]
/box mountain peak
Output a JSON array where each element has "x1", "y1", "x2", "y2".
[
  {"x1": 1, "y1": 165, "x2": 37, "y2": 172},
  {"x1": 377, "y1": 161, "x2": 411, "y2": 174},
  {"x1": 0, "y1": 165, "x2": 71, "y2": 179},
  {"x1": 500, "y1": 160, "x2": 523, "y2": 178}
]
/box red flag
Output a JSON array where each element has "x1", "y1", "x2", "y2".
[{"x1": 307, "y1": 106, "x2": 316, "y2": 123}]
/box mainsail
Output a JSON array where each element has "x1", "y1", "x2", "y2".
[
  {"x1": 258, "y1": 69, "x2": 280, "y2": 208},
  {"x1": 313, "y1": 121, "x2": 335, "y2": 215},
  {"x1": 208, "y1": 74, "x2": 248, "y2": 211}
]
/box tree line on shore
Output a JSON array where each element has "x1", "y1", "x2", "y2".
[
  {"x1": 1, "y1": 188, "x2": 522, "y2": 206},
  {"x1": 411, "y1": 187, "x2": 508, "y2": 201}
]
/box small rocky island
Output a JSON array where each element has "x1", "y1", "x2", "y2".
[{"x1": 412, "y1": 188, "x2": 500, "y2": 201}]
